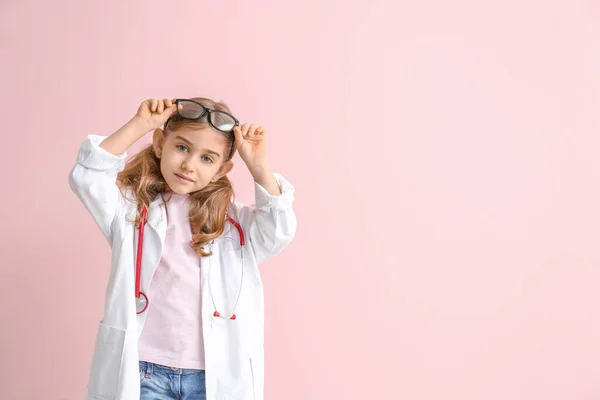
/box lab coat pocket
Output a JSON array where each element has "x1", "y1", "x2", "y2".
[
  {"x1": 250, "y1": 352, "x2": 264, "y2": 400},
  {"x1": 87, "y1": 321, "x2": 126, "y2": 399}
]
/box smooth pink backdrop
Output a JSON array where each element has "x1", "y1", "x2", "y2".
[{"x1": 1, "y1": 0, "x2": 600, "y2": 399}]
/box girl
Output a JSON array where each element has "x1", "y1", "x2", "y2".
[{"x1": 69, "y1": 97, "x2": 296, "y2": 400}]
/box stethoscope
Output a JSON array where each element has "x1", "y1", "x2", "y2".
[{"x1": 134, "y1": 206, "x2": 246, "y2": 320}]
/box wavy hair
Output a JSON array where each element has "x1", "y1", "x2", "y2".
[{"x1": 116, "y1": 97, "x2": 236, "y2": 257}]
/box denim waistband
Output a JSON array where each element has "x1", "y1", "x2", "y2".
[{"x1": 139, "y1": 361, "x2": 205, "y2": 376}]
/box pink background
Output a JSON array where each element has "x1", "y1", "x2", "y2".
[{"x1": 2, "y1": 0, "x2": 600, "y2": 399}]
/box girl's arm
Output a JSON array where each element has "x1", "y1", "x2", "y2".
[
  {"x1": 233, "y1": 173, "x2": 296, "y2": 264},
  {"x1": 69, "y1": 98, "x2": 177, "y2": 242},
  {"x1": 248, "y1": 162, "x2": 281, "y2": 197},
  {"x1": 232, "y1": 124, "x2": 297, "y2": 263},
  {"x1": 100, "y1": 98, "x2": 178, "y2": 155},
  {"x1": 68, "y1": 134, "x2": 129, "y2": 243}
]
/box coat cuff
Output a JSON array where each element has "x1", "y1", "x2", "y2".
[
  {"x1": 76, "y1": 135, "x2": 128, "y2": 171},
  {"x1": 254, "y1": 173, "x2": 295, "y2": 211}
]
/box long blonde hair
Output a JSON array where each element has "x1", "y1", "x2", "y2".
[{"x1": 117, "y1": 97, "x2": 236, "y2": 257}]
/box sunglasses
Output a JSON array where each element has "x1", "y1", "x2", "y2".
[{"x1": 164, "y1": 99, "x2": 240, "y2": 159}]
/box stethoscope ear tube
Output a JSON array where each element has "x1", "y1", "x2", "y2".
[{"x1": 209, "y1": 216, "x2": 245, "y2": 320}]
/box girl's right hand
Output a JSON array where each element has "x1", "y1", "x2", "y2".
[{"x1": 132, "y1": 98, "x2": 180, "y2": 132}]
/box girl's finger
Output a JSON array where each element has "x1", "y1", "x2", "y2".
[
  {"x1": 157, "y1": 100, "x2": 165, "y2": 114},
  {"x1": 255, "y1": 126, "x2": 265, "y2": 135},
  {"x1": 164, "y1": 98, "x2": 173, "y2": 108},
  {"x1": 240, "y1": 123, "x2": 250, "y2": 135},
  {"x1": 168, "y1": 103, "x2": 178, "y2": 115},
  {"x1": 150, "y1": 99, "x2": 158, "y2": 113},
  {"x1": 233, "y1": 126, "x2": 244, "y2": 148},
  {"x1": 141, "y1": 100, "x2": 151, "y2": 113},
  {"x1": 247, "y1": 124, "x2": 258, "y2": 137}
]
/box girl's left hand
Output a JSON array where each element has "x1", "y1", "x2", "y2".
[{"x1": 233, "y1": 123, "x2": 267, "y2": 168}]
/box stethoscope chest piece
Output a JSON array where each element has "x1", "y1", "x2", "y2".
[{"x1": 136, "y1": 292, "x2": 148, "y2": 314}]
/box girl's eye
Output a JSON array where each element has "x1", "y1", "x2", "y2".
[
  {"x1": 202, "y1": 155, "x2": 214, "y2": 164},
  {"x1": 176, "y1": 144, "x2": 189, "y2": 152}
]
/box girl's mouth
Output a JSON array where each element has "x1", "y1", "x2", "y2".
[{"x1": 175, "y1": 173, "x2": 194, "y2": 182}]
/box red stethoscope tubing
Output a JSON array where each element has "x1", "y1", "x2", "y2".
[
  {"x1": 134, "y1": 206, "x2": 245, "y2": 318},
  {"x1": 135, "y1": 207, "x2": 149, "y2": 314}
]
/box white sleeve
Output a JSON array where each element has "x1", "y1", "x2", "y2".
[
  {"x1": 68, "y1": 135, "x2": 127, "y2": 243},
  {"x1": 233, "y1": 173, "x2": 297, "y2": 264}
]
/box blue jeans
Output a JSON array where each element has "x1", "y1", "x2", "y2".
[{"x1": 139, "y1": 361, "x2": 206, "y2": 400}]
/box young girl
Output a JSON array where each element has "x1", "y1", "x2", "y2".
[{"x1": 69, "y1": 97, "x2": 296, "y2": 400}]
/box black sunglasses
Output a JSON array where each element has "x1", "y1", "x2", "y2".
[{"x1": 164, "y1": 99, "x2": 240, "y2": 159}]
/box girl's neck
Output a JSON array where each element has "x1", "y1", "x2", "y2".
[{"x1": 161, "y1": 191, "x2": 189, "y2": 203}]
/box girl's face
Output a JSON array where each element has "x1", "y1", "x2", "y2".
[{"x1": 153, "y1": 127, "x2": 233, "y2": 194}]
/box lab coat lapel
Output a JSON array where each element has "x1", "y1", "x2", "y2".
[
  {"x1": 146, "y1": 195, "x2": 167, "y2": 244},
  {"x1": 139, "y1": 195, "x2": 167, "y2": 289}
]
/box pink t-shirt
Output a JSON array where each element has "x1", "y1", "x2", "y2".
[{"x1": 138, "y1": 193, "x2": 205, "y2": 369}]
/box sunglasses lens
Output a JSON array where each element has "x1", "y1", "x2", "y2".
[
  {"x1": 178, "y1": 101, "x2": 205, "y2": 119},
  {"x1": 211, "y1": 111, "x2": 236, "y2": 132}
]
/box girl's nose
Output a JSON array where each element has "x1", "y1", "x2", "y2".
[{"x1": 181, "y1": 158, "x2": 195, "y2": 173}]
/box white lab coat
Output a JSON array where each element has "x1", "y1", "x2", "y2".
[{"x1": 69, "y1": 135, "x2": 296, "y2": 400}]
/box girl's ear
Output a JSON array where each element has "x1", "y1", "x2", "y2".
[
  {"x1": 212, "y1": 160, "x2": 234, "y2": 182},
  {"x1": 152, "y1": 128, "x2": 166, "y2": 158}
]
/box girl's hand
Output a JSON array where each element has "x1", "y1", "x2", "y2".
[
  {"x1": 132, "y1": 98, "x2": 180, "y2": 132},
  {"x1": 233, "y1": 123, "x2": 267, "y2": 168}
]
